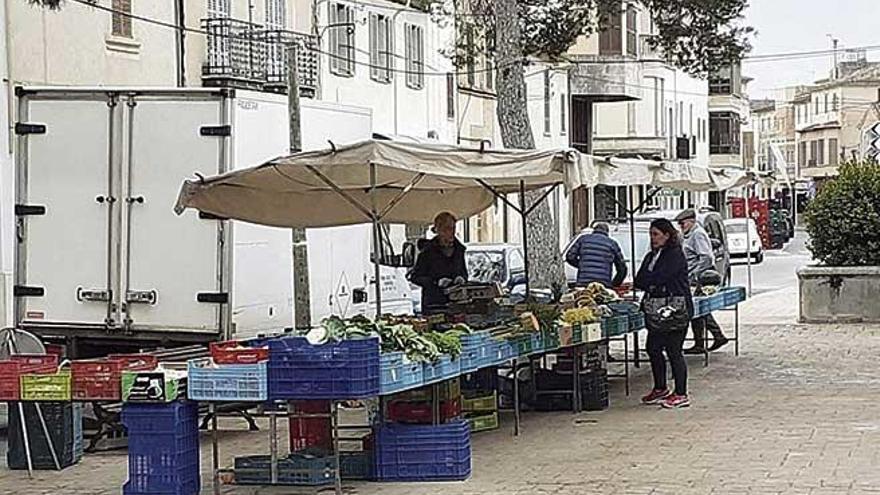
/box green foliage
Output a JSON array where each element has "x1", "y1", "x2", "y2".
[
  {"x1": 804, "y1": 161, "x2": 880, "y2": 266},
  {"x1": 432, "y1": 0, "x2": 752, "y2": 77},
  {"x1": 28, "y1": 0, "x2": 64, "y2": 9}
]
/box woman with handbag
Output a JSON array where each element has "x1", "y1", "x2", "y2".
[{"x1": 634, "y1": 218, "x2": 694, "y2": 409}]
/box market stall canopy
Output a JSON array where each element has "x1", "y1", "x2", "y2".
[
  {"x1": 174, "y1": 139, "x2": 770, "y2": 229},
  {"x1": 582, "y1": 156, "x2": 761, "y2": 192},
  {"x1": 175, "y1": 139, "x2": 580, "y2": 228}
]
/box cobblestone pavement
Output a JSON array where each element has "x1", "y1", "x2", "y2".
[{"x1": 3, "y1": 308, "x2": 880, "y2": 494}]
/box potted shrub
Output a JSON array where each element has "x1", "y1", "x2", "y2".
[{"x1": 799, "y1": 161, "x2": 880, "y2": 322}]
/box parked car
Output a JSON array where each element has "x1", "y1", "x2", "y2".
[
  {"x1": 563, "y1": 209, "x2": 732, "y2": 287},
  {"x1": 724, "y1": 218, "x2": 764, "y2": 264}
]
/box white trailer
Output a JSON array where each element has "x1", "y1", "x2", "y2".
[{"x1": 12, "y1": 87, "x2": 411, "y2": 356}]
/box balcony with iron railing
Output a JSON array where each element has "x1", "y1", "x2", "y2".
[{"x1": 202, "y1": 17, "x2": 319, "y2": 97}]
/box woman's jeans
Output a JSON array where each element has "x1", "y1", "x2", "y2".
[{"x1": 646, "y1": 327, "x2": 688, "y2": 395}]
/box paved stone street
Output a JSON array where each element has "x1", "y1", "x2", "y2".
[{"x1": 4, "y1": 236, "x2": 880, "y2": 495}]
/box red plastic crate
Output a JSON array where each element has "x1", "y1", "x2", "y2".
[
  {"x1": 386, "y1": 398, "x2": 461, "y2": 424},
  {"x1": 289, "y1": 400, "x2": 332, "y2": 452},
  {"x1": 72, "y1": 359, "x2": 125, "y2": 401},
  {"x1": 0, "y1": 358, "x2": 58, "y2": 401},
  {"x1": 107, "y1": 354, "x2": 158, "y2": 371},
  {"x1": 210, "y1": 341, "x2": 269, "y2": 365}
]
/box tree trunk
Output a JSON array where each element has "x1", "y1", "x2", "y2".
[{"x1": 494, "y1": 0, "x2": 565, "y2": 293}]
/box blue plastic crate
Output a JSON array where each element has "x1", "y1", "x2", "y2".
[
  {"x1": 493, "y1": 339, "x2": 517, "y2": 364},
  {"x1": 122, "y1": 402, "x2": 200, "y2": 495},
  {"x1": 375, "y1": 420, "x2": 471, "y2": 482},
  {"x1": 234, "y1": 453, "x2": 336, "y2": 486},
  {"x1": 187, "y1": 359, "x2": 268, "y2": 402},
  {"x1": 459, "y1": 331, "x2": 491, "y2": 373},
  {"x1": 268, "y1": 337, "x2": 380, "y2": 400},
  {"x1": 722, "y1": 286, "x2": 747, "y2": 306},
  {"x1": 340, "y1": 452, "x2": 374, "y2": 480},
  {"x1": 628, "y1": 313, "x2": 646, "y2": 332},
  {"x1": 530, "y1": 333, "x2": 544, "y2": 354},
  {"x1": 380, "y1": 352, "x2": 424, "y2": 395},
  {"x1": 422, "y1": 355, "x2": 460, "y2": 385},
  {"x1": 601, "y1": 315, "x2": 629, "y2": 338}
]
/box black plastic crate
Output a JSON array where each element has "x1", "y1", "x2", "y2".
[
  {"x1": 234, "y1": 453, "x2": 337, "y2": 486},
  {"x1": 581, "y1": 370, "x2": 609, "y2": 411},
  {"x1": 6, "y1": 401, "x2": 81, "y2": 470}
]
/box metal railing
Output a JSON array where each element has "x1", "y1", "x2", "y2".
[
  {"x1": 264, "y1": 30, "x2": 319, "y2": 96},
  {"x1": 201, "y1": 18, "x2": 318, "y2": 96}
]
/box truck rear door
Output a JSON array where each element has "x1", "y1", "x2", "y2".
[{"x1": 15, "y1": 93, "x2": 117, "y2": 326}]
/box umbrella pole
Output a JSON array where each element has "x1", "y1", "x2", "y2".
[
  {"x1": 370, "y1": 163, "x2": 383, "y2": 317},
  {"x1": 745, "y1": 186, "x2": 753, "y2": 297},
  {"x1": 519, "y1": 180, "x2": 530, "y2": 299}
]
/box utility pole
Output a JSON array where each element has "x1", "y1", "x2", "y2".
[{"x1": 288, "y1": 43, "x2": 311, "y2": 330}]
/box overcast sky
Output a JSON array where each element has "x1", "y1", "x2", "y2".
[{"x1": 743, "y1": 0, "x2": 880, "y2": 99}]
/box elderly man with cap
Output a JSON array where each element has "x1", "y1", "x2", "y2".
[
  {"x1": 675, "y1": 208, "x2": 729, "y2": 353},
  {"x1": 408, "y1": 212, "x2": 468, "y2": 313},
  {"x1": 565, "y1": 221, "x2": 627, "y2": 288}
]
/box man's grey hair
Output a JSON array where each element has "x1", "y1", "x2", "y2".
[{"x1": 591, "y1": 221, "x2": 610, "y2": 234}]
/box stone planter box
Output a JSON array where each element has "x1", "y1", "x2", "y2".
[{"x1": 798, "y1": 266, "x2": 880, "y2": 323}]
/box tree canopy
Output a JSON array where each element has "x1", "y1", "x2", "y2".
[{"x1": 433, "y1": 0, "x2": 753, "y2": 76}]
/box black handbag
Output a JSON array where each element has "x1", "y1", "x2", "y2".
[{"x1": 641, "y1": 295, "x2": 690, "y2": 332}]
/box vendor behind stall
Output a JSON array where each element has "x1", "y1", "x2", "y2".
[{"x1": 408, "y1": 212, "x2": 468, "y2": 313}]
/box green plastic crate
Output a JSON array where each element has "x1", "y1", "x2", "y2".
[
  {"x1": 462, "y1": 390, "x2": 497, "y2": 413},
  {"x1": 466, "y1": 411, "x2": 499, "y2": 433},
  {"x1": 541, "y1": 327, "x2": 561, "y2": 351}
]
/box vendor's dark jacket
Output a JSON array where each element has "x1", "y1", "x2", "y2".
[
  {"x1": 408, "y1": 238, "x2": 468, "y2": 311},
  {"x1": 634, "y1": 244, "x2": 694, "y2": 317}
]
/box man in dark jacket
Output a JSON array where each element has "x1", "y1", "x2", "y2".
[
  {"x1": 565, "y1": 222, "x2": 627, "y2": 288},
  {"x1": 408, "y1": 212, "x2": 468, "y2": 313}
]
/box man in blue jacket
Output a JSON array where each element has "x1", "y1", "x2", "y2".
[{"x1": 565, "y1": 222, "x2": 628, "y2": 288}]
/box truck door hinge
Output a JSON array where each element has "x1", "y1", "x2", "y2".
[
  {"x1": 15, "y1": 205, "x2": 46, "y2": 216},
  {"x1": 200, "y1": 125, "x2": 231, "y2": 137},
  {"x1": 13, "y1": 285, "x2": 44, "y2": 297},
  {"x1": 15, "y1": 123, "x2": 47, "y2": 135}
]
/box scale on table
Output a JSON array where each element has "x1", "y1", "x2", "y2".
[{"x1": 1, "y1": 326, "x2": 64, "y2": 477}]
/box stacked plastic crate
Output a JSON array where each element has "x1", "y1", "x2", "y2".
[
  {"x1": 6, "y1": 401, "x2": 83, "y2": 470},
  {"x1": 375, "y1": 420, "x2": 471, "y2": 481},
  {"x1": 386, "y1": 379, "x2": 462, "y2": 424},
  {"x1": 187, "y1": 341, "x2": 269, "y2": 402},
  {"x1": 462, "y1": 390, "x2": 499, "y2": 433},
  {"x1": 122, "y1": 401, "x2": 200, "y2": 495}
]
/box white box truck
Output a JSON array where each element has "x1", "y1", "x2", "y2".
[{"x1": 12, "y1": 87, "x2": 412, "y2": 356}]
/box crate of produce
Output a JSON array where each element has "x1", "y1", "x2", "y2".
[
  {"x1": 187, "y1": 358, "x2": 267, "y2": 402},
  {"x1": 122, "y1": 402, "x2": 200, "y2": 495},
  {"x1": 493, "y1": 339, "x2": 517, "y2": 364},
  {"x1": 210, "y1": 341, "x2": 269, "y2": 365},
  {"x1": 268, "y1": 337, "x2": 380, "y2": 400},
  {"x1": 601, "y1": 315, "x2": 629, "y2": 338},
  {"x1": 510, "y1": 334, "x2": 535, "y2": 356},
  {"x1": 289, "y1": 400, "x2": 332, "y2": 452},
  {"x1": 459, "y1": 331, "x2": 492, "y2": 373},
  {"x1": 7, "y1": 401, "x2": 83, "y2": 470},
  {"x1": 387, "y1": 397, "x2": 461, "y2": 424},
  {"x1": 380, "y1": 352, "x2": 423, "y2": 395},
  {"x1": 122, "y1": 369, "x2": 185, "y2": 403},
  {"x1": 234, "y1": 452, "x2": 337, "y2": 486},
  {"x1": 21, "y1": 371, "x2": 71, "y2": 401},
  {"x1": 466, "y1": 411, "x2": 499, "y2": 433},
  {"x1": 392, "y1": 378, "x2": 460, "y2": 402},
  {"x1": 340, "y1": 452, "x2": 373, "y2": 480},
  {"x1": 462, "y1": 390, "x2": 497, "y2": 413},
  {"x1": 541, "y1": 327, "x2": 561, "y2": 351},
  {"x1": 375, "y1": 420, "x2": 471, "y2": 481},
  {"x1": 422, "y1": 355, "x2": 460, "y2": 385},
  {"x1": 0, "y1": 356, "x2": 58, "y2": 401}
]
